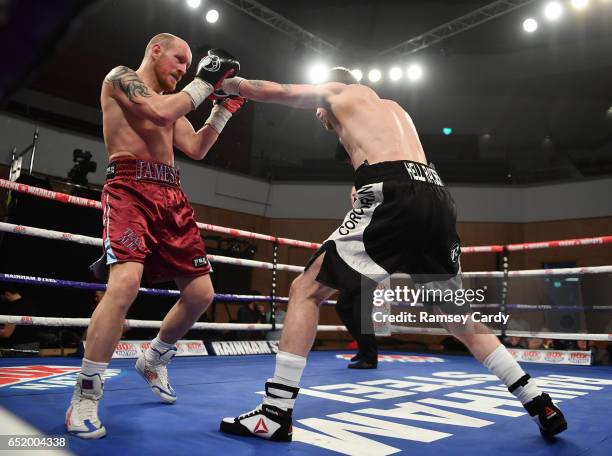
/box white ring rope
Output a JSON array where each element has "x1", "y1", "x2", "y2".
[
  {"x1": 0, "y1": 315, "x2": 345, "y2": 332},
  {"x1": 2, "y1": 222, "x2": 612, "y2": 277},
  {"x1": 1, "y1": 315, "x2": 608, "y2": 341},
  {"x1": 0, "y1": 222, "x2": 303, "y2": 273},
  {"x1": 389, "y1": 326, "x2": 612, "y2": 341}
]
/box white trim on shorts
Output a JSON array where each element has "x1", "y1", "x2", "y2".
[
  {"x1": 325, "y1": 182, "x2": 389, "y2": 279},
  {"x1": 103, "y1": 192, "x2": 117, "y2": 265}
]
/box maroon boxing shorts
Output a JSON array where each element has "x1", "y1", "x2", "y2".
[{"x1": 90, "y1": 159, "x2": 211, "y2": 283}]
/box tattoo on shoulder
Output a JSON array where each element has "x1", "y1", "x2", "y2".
[
  {"x1": 249, "y1": 80, "x2": 265, "y2": 88},
  {"x1": 104, "y1": 66, "x2": 151, "y2": 102}
]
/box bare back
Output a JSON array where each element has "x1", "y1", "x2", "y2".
[
  {"x1": 328, "y1": 85, "x2": 427, "y2": 169},
  {"x1": 101, "y1": 71, "x2": 175, "y2": 165}
]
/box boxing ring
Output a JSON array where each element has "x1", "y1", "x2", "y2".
[{"x1": 0, "y1": 177, "x2": 611, "y2": 455}]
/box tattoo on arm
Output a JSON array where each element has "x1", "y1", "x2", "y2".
[
  {"x1": 104, "y1": 66, "x2": 151, "y2": 102},
  {"x1": 249, "y1": 80, "x2": 292, "y2": 92},
  {"x1": 248, "y1": 80, "x2": 265, "y2": 89}
]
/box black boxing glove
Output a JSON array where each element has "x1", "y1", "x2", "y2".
[
  {"x1": 182, "y1": 49, "x2": 240, "y2": 109},
  {"x1": 201, "y1": 49, "x2": 240, "y2": 100},
  {"x1": 201, "y1": 49, "x2": 240, "y2": 85}
]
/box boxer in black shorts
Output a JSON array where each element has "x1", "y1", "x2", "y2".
[
  {"x1": 218, "y1": 68, "x2": 567, "y2": 442},
  {"x1": 309, "y1": 160, "x2": 460, "y2": 293}
]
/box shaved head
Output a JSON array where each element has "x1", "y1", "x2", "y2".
[{"x1": 145, "y1": 33, "x2": 182, "y2": 55}]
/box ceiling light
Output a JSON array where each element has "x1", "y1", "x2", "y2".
[
  {"x1": 523, "y1": 18, "x2": 538, "y2": 33},
  {"x1": 368, "y1": 69, "x2": 381, "y2": 83},
  {"x1": 544, "y1": 2, "x2": 563, "y2": 21},
  {"x1": 407, "y1": 64, "x2": 423, "y2": 81},
  {"x1": 389, "y1": 67, "x2": 402, "y2": 81},
  {"x1": 206, "y1": 9, "x2": 219, "y2": 23},
  {"x1": 571, "y1": 0, "x2": 589, "y2": 10},
  {"x1": 308, "y1": 64, "x2": 329, "y2": 83}
]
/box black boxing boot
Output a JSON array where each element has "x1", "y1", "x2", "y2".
[
  {"x1": 220, "y1": 381, "x2": 298, "y2": 442},
  {"x1": 524, "y1": 393, "x2": 568, "y2": 439}
]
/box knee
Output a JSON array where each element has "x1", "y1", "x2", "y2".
[
  {"x1": 105, "y1": 270, "x2": 141, "y2": 311},
  {"x1": 182, "y1": 285, "x2": 214, "y2": 312},
  {"x1": 112, "y1": 269, "x2": 141, "y2": 295},
  {"x1": 200, "y1": 287, "x2": 215, "y2": 308},
  {"x1": 289, "y1": 274, "x2": 309, "y2": 299},
  {"x1": 289, "y1": 276, "x2": 301, "y2": 297},
  {"x1": 289, "y1": 274, "x2": 327, "y2": 304}
]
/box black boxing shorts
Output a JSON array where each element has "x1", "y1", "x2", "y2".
[{"x1": 305, "y1": 160, "x2": 462, "y2": 293}]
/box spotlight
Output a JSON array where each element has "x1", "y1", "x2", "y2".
[
  {"x1": 350, "y1": 69, "x2": 363, "y2": 82},
  {"x1": 442, "y1": 127, "x2": 453, "y2": 136},
  {"x1": 389, "y1": 67, "x2": 402, "y2": 81},
  {"x1": 523, "y1": 18, "x2": 538, "y2": 33},
  {"x1": 186, "y1": 0, "x2": 201, "y2": 9},
  {"x1": 544, "y1": 1, "x2": 563, "y2": 20},
  {"x1": 206, "y1": 9, "x2": 219, "y2": 23},
  {"x1": 406, "y1": 64, "x2": 423, "y2": 81},
  {"x1": 571, "y1": 0, "x2": 589, "y2": 10},
  {"x1": 308, "y1": 63, "x2": 328, "y2": 83},
  {"x1": 368, "y1": 69, "x2": 381, "y2": 83}
]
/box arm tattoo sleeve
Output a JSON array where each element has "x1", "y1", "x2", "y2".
[{"x1": 105, "y1": 66, "x2": 151, "y2": 102}]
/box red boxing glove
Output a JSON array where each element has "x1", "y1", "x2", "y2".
[
  {"x1": 216, "y1": 95, "x2": 246, "y2": 114},
  {"x1": 206, "y1": 96, "x2": 246, "y2": 134}
]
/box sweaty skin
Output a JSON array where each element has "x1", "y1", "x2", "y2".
[
  {"x1": 101, "y1": 36, "x2": 218, "y2": 165},
  {"x1": 231, "y1": 80, "x2": 428, "y2": 169}
]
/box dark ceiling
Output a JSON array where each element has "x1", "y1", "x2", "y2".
[{"x1": 2, "y1": 0, "x2": 612, "y2": 184}]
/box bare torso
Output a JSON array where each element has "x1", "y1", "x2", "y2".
[
  {"x1": 328, "y1": 85, "x2": 427, "y2": 169},
  {"x1": 101, "y1": 74, "x2": 175, "y2": 165}
]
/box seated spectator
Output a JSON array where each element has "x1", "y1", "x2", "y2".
[
  {"x1": 542, "y1": 339, "x2": 555, "y2": 349},
  {"x1": 554, "y1": 339, "x2": 577, "y2": 350},
  {"x1": 527, "y1": 337, "x2": 544, "y2": 350},
  {"x1": 503, "y1": 316, "x2": 529, "y2": 349},
  {"x1": 537, "y1": 327, "x2": 555, "y2": 349},
  {"x1": 0, "y1": 285, "x2": 41, "y2": 356},
  {"x1": 504, "y1": 336, "x2": 526, "y2": 349}
]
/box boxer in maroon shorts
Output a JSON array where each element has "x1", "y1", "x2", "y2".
[
  {"x1": 66, "y1": 33, "x2": 244, "y2": 439},
  {"x1": 99, "y1": 159, "x2": 210, "y2": 283}
]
